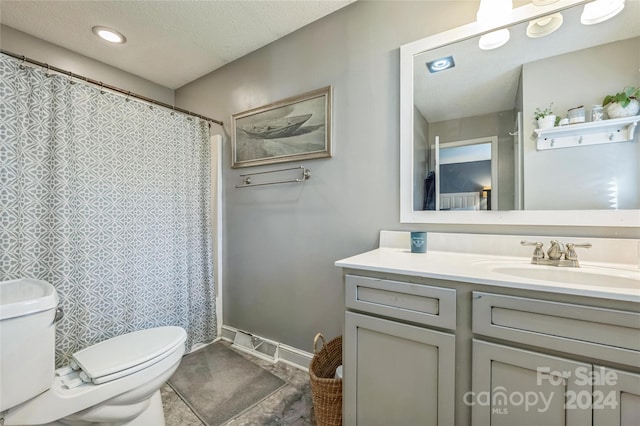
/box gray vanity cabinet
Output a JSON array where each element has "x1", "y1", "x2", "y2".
[
  {"x1": 341, "y1": 272, "x2": 640, "y2": 426},
  {"x1": 593, "y1": 367, "x2": 640, "y2": 426},
  {"x1": 471, "y1": 340, "x2": 592, "y2": 426},
  {"x1": 343, "y1": 275, "x2": 456, "y2": 426},
  {"x1": 472, "y1": 291, "x2": 640, "y2": 426}
]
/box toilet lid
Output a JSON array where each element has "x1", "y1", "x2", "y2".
[{"x1": 72, "y1": 326, "x2": 186, "y2": 383}]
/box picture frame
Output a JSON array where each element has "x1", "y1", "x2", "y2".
[{"x1": 231, "y1": 86, "x2": 332, "y2": 168}]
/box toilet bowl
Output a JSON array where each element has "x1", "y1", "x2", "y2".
[{"x1": 0, "y1": 278, "x2": 187, "y2": 426}]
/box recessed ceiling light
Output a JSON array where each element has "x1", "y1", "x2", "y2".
[
  {"x1": 426, "y1": 56, "x2": 455, "y2": 73},
  {"x1": 92, "y1": 26, "x2": 127, "y2": 44}
]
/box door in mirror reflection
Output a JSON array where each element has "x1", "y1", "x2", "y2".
[
  {"x1": 421, "y1": 135, "x2": 516, "y2": 211},
  {"x1": 439, "y1": 141, "x2": 492, "y2": 211}
]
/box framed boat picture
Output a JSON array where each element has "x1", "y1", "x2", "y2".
[{"x1": 231, "y1": 86, "x2": 332, "y2": 168}]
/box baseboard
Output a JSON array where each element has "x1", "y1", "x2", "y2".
[
  {"x1": 221, "y1": 325, "x2": 313, "y2": 372},
  {"x1": 188, "y1": 337, "x2": 223, "y2": 354},
  {"x1": 278, "y1": 343, "x2": 313, "y2": 372}
]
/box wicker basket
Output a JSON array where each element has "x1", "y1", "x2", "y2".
[{"x1": 309, "y1": 333, "x2": 343, "y2": 426}]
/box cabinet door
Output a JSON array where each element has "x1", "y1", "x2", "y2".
[
  {"x1": 472, "y1": 340, "x2": 592, "y2": 426},
  {"x1": 344, "y1": 311, "x2": 455, "y2": 426},
  {"x1": 593, "y1": 366, "x2": 640, "y2": 426}
]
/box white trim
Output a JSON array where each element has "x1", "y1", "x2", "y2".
[
  {"x1": 188, "y1": 337, "x2": 223, "y2": 355},
  {"x1": 278, "y1": 344, "x2": 313, "y2": 373},
  {"x1": 210, "y1": 135, "x2": 223, "y2": 338},
  {"x1": 220, "y1": 325, "x2": 313, "y2": 372}
]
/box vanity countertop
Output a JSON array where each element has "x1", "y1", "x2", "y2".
[{"x1": 336, "y1": 247, "x2": 640, "y2": 303}]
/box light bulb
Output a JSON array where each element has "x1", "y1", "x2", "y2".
[{"x1": 92, "y1": 26, "x2": 127, "y2": 44}]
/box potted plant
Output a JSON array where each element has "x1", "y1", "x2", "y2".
[
  {"x1": 602, "y1": 86, "x2": 640, "y2": 119},
  {"x1": 534, "y1": 103, "x2": 556, "y2": 129}
]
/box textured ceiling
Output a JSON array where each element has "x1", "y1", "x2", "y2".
[
  {"x1": 0, "y1": 0, "x2": 355, "y2": 89},
  {"x1": 412, "y1": 0, "x2": 640, "y2": 122}
]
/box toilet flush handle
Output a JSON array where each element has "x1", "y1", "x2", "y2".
[{"x1": 54, "y1": 307, "x2": 64, "y2": 323}]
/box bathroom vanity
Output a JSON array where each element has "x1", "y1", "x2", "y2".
[{"x1": 335, "y1": 232, "x2": 640, "y2": 426}]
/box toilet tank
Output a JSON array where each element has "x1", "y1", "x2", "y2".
[{"x1": 0, "y1": 279, "x2": 59, "y2": 412}]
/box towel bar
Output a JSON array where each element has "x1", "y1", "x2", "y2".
[{"x1": 235, "y1": 165, "x2": 310, "y2": 188}]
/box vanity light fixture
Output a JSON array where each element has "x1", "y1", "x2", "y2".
[
  {"x1": 581, "y1": 0, "x2": 625, "y2": 25},
  {"x1": 526, "y1": 13, "x2": 564, "y2": 38},
  {"x1": 92, "y1": 26, "x2": 127, "y2": 44},
  {"x1": 426, "y1": 56, "x2": 455, "y2": 73},
  {"x1": 479, "y1": 29, "x2": 511, "y2": 50},
  {"x1": 476, "y1": 0, "x2": 513, "y2": 50}
]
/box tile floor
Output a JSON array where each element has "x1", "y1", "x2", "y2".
[{"x1": 161, "y1": 341, "x2": 315, "y2": 425}]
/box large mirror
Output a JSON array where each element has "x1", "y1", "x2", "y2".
[{"x1": 400, "y1": 0, "x2": 639, "y2": 226}]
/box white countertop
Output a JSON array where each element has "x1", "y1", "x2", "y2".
[{"x1": 335, "y1": 247, "x2": 640, "y2": 303}]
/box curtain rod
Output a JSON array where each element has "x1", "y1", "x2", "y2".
[{"x1": 1, "y1": 49, "x2": 223, "y2": 126}]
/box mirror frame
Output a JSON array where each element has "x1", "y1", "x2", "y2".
[{"x1": 400, "y1": 0, "x2": 639, "y2": 227}]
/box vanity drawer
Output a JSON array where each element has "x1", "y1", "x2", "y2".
[
  {"x1": 346, "y1": 275, "x2": 456, "y2": 330},
  {"x1": 473, "y1": 291, "x2": 640, "y2": 367}
]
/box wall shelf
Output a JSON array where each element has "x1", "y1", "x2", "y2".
[{"x1": 534, "y1": 115, "x2": 640, "y2": 150}]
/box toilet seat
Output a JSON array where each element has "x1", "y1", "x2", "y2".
[
  {"x1": 71, "y1": 326, "x2": 186, "y2": 384},
  {"x1": 3, "y1": 326, "x2": 187, "y2": 426}
]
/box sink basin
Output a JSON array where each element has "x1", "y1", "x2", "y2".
[{"x1": 475, "y1": 261, "x2": 640, "y2": 290}]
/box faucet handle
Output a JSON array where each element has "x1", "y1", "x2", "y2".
[
  {"x1": 521, "y1": 241, "x2": 545, "y2": 260},
  {"x1": 565, "y1": 242, "x2": 592, "y2": 262},
  {"x1": 567, "y1": 243, "x2": 592, "y2": 248},
  {"x1": 521, "y1": 240, "x2": 543, "y2": 248}
]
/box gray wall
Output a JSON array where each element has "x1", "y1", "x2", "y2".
[
  {"x1": 523, "y1": 37, "x2": 639, "y2": 210},
  {"x1": 175, "y1": 1, "x2": 481, "y2": 351},
  {"x1": 175, "y1": 0, "x2": 638, "y2": 353},
  {"x1": 440, "y1": 160, "x2": 491, "y2": 194},
  {"x1": 0, "y1": 25, "x2": 174, "y2": 104}
]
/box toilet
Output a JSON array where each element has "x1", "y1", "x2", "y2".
[{"x1": 0, "y1": 278, "x2": 187, "y2": 425}]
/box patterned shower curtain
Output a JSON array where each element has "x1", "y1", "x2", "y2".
[{"x1": 0, "y1": 55, "x2": 216, "y2": 365}]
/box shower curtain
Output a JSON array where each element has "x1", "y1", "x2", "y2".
[{"x1": 0, "y1": 55, "x2": 216, "y2": 365}]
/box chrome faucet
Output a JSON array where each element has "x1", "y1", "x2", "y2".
[
  {"x1": 546, "y1": 240, "x2": 565, "y2": 261},
  {"x1": 521, "y1": 240, "x2": 591, "y2": 267}
]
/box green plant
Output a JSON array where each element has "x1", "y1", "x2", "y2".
[
  {"x1": 534, "y1": 103, "x2": 555, "y2": 120},
  {"x1": 602, "y1": 86, "x2": 640, "y2": 108}
]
